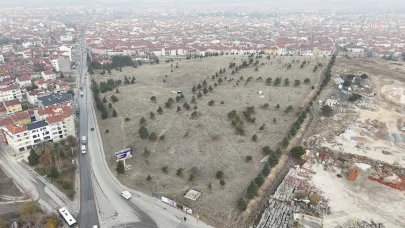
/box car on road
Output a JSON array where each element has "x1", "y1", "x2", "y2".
[
  {"x1": 81, "y1": 145, "x2": 86, "y2": 154},
  {"x1": 82, "y1": 136, "x2": 86, "y2": 144},
  {"x1": 120, "y1": 191, "x2": 132, "y2": 199},
  {"x1": 90, "y1": 127, "x2": 94, "y2": 131}
]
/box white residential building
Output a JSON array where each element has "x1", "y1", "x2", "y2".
[
  {"x1": 60, "y1": 34, "x2": 74, "y2": 42},
  {"x1": 51, "y1": 58, "x2": 60, "y2": 71},
  {"x1": 0, "y1": 84, "x2": 22, "y2": 102},
  {"x1": 16, "y1": 76, "x2": 32, "y2": 88},
  {"x1": 27, "y1": 89, "x2": 47, "y2": 105},
  {"x1": 41, "y1": 71, "x2": 56, "y2": 81},
  {"x1": 59, "y1": 45, "x2": 72, "y2": 61},
  {"x1": 2, "y1": 103, "x2": 75, "y2": 152}
]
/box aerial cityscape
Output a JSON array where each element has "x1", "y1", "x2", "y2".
[{"x1": 0, "y1": 1, "x2": 405, "y2": 228}]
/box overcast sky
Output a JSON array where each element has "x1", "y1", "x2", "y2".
[{"x1": 0, "y1": 0, "x2": 404, "y2": 11}]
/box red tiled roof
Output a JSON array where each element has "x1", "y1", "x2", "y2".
[
  {"x1": 27, "y1": 109, "x2": 34, "y2": 116},
  {"x1": 10, "y1": 111, "x2": 30, "y2": 123},
  {"x1": 35, "y1": 79, "x2": 47, "y2": 85},
  {"x1": 37, "y1": 103, "x2": 72, "y2": 120},
  {"x1": 0, "y1": 84, "x2": 19, "y2": 92},
  {"x1": 46, "y1": 115, "x2": 64, "y2": 124},
  {"x1": 28, "y1": 89, "x2": 45, "y2": 96},
  {"x1": 43, "y1": 70, "x2": 54, "y2": 75},
  {"x1": 0, "y1": 117, "x2": 12, "y2": 127},
  {"x1": 0, "y1": 106, "x2": 6, "y2": 112},
  {"x1": 6, "y1": 123, "x2": 27, "y2": 134},
  {"x1": 18, "y1": 76, "x2": 31, "y2": 82},
  {"x1": 3, "y1": 99, "x2": 21, "y2": 107}
]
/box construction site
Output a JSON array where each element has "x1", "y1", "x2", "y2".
[{"x1": 256, "y1": 57, "x2": 405, "y2": 228}]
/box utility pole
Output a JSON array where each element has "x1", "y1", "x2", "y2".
[{"x1": 71, "y1": 147, "x2": 75, "y2": 164}]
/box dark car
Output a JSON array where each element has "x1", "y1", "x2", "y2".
[{"x1": 91, "y1": 128, "x2": 94, "y2": 131}]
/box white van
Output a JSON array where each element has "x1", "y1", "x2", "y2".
[
  {"x1": 82, "y1": 136, "x2": 86, "y2": 144},
  {"x1": 120, "y1": 191, "x2": 132, "y2": 200},
  {"x1": 81, "y1": 145, "x2": 86, "y2": 154}
]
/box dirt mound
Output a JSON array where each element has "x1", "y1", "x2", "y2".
[{"x1": 380, "y1": 85, "x2": 405, "y2": 107}]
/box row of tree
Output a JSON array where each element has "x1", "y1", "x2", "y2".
[
  {"x1": 237, "y1": 55, "x2": 338, "y2": 212},
  {"x1": 91, "y1": 79, "x2": 108, "y2": 119},
  {"x1": 237, "y1": 147, "x2": 284, "y2": 210}
]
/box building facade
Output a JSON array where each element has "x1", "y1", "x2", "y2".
[{"x1": 2, "y1": 103, "x2": 75, "y2": 152}]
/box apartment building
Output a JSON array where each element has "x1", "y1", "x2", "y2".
[
  {"x1": 16, "y1": 76, "x2": 32, "y2": 88},
  {"x1": 2, "y1": 103, "x2": 74, "y2": 152},
  {"x1": 3, "y1": 99, "x2": 22, "y2": 114},
  {"x1": 0, "y1": 84, "x2": 23, "y2": 102},
  {"x1": 41, "y1": 71, "x2": 56, "y2": 81},
  {"x1": 26, "y1": 89, "x2": 47, "y2": 105}
]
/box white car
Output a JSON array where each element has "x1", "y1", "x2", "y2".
[
  {"x1": 82, "y1": 136, "x2": 86, "y2": 144},
  {"x1": 120, "y1": 191, "x2": 132, "y2": 200},
  {"x1": 81, "y1": 145, "x2": 86, "y2": 154}
]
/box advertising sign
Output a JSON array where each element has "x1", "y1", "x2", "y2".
[
  {"x1": 169, "y1": 200, "x2": 177, "y2": 207},
  {"x1": 161, "y1": 196, "x2": 170, "y2": 204},
  {"x1": 115, "y1": 148, "x2": 132, "y2": 162}
]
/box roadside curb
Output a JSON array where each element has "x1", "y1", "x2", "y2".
[{"x1": 0, "y1": 199, "x2": 32, "y2": 205}]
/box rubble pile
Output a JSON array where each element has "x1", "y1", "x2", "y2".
[
  {"x1": 368, "y1": 165, "x2": 405, "y2": 190},
  {"x1": 256, "y1": 170, "x2": 301, "y2": 228},
  {"x1": 336, "y1": 220, "x2": 385, "y2": 228},
  {"x1": 397, "y1": 119, "x2": 405, "y2": 131},
  {"x1": 257, "y1": 169, "x2": 329, "y2": 228},
  {"x1": 256, "y1": 199, "x2": 296, "y2": 228},
  {"x1": 355, "y1": 97, "x2": 376, "y2": 110}
]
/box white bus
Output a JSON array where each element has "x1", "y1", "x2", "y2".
[{"x1": 58, "y1": 207, "x2": 78, "y2": 228}]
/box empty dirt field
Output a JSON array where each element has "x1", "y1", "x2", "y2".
[
  {"x1": 92, "y1": 55, "x2": 327, "y2": 226},
  {"x1": 301, "y1": 57, "x2": 405, "y2": 227},
  {"x1": 304, "y1": 57, "x2": 405, "y2": 168},
  {"x1": 0, "y1": 166, "x2": 21, "y2": 201}
]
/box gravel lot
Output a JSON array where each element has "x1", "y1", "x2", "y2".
[{"x1": 92, "y1": 55, "x2": 326, "y2": 227}]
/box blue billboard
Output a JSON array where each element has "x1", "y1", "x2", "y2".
[{"x1": 115, "y1": 148, "x2": 132, "y2": 162}]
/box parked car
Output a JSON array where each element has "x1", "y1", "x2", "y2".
[
  {"x1": 82, "y1": 136, "x2": 86, "y2": 144},
  {"x1": 81, "y1": 145, "x2": 86, "y2": 154}
]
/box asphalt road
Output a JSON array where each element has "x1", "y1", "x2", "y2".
[
  {"x1": 77, "y1": 40, "x2": 99, "y2": 228},
  {"x1": 85, "y1": 64, "x2": 159, "y2": 228}
]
